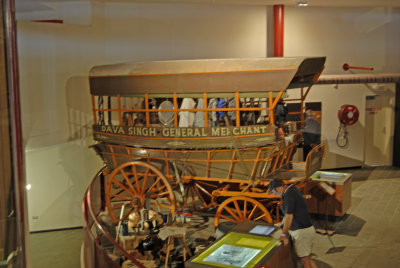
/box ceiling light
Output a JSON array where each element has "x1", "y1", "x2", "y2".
[{"x1": 296, "y1": 1, "x2": 309, "y2": 7}]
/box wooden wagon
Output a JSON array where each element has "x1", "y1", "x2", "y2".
[{"x1": 89, "y1": 57, "x2": 326, "y2": 228}]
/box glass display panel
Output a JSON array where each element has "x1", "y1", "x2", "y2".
[
  {"x1": 249, "y1": 225, "x2": 275, "y2": 236},
  {"x1": 191, "y1": 231, "x2": 279, "y2": 268},
  {"x1": 203, "y1": 244, "x2": 261, "y2": 267}
]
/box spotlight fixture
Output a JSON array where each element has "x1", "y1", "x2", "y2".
[{"x1": 296, "y1": 1, "x2": 309, "y2": 7}]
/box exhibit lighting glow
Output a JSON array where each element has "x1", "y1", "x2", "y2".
[
  {"x1": 26, "y1": 184, "x2": 31, "y2": 190},
  {"x1": 296, "y1": 1, "x2": 309, "y2": 7}
]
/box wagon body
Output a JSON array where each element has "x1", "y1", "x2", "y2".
[{"x1": 89, "y1": 57, "x2": 326, "y2": 226}]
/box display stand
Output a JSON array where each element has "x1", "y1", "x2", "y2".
[
  {"x1": 305, "y1": 171, "x2": 352, "y2": 217},
  {"x1": 308, "y1": 181, "x2": 336, "y2": 235},
  {"x1": 185, "y1": 221, "x2": 296, "y2": 268},
  {"x1": 305, "y1": 171, "x2": 352, "y2": 239}
]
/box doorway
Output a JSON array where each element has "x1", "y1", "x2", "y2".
[{"x1": 364, "y1": 95, "x2": 394, "y2": 166}]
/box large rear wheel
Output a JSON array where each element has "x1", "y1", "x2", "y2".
[{"x1": 106, "y1": 161, "x2": 175, "y2": 223}]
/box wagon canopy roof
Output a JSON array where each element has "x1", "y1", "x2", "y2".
[{"x1": 89, "y1": 57, "x2": 326, "y2": 96}]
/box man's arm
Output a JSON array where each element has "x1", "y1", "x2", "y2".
[
  {"x1": 274, "y1": 215, "x2": 285, "y2": 228},
  {"x1": 280, "y1": 213, "x2": 293, "y2": 246},
  {"x1": 282, "y1": 213, "x2": 293, "y2": 235}
]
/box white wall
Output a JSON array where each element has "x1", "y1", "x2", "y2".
[
  {"x1": 25, "y1": 138, "x2": 102, "y2": 232},
  {"x1": 103, "y1": 3, "x2": 267, "y2": 62},
  {"x1": 287, "y1": 84, "x2": 396, "y2": 169},
  {"x1": 364, "y1": 90, "x2": 396, "y2": 166},
  {"x1": 18, "y1": 19, "x2": 106, "y2": 231},
  {"x1": 284, "y1": 6, "x2": 400, "y2": 74},
  {"x1": 18, "y1": 2, "x2": 268, "y2": 231},
  {"x1": 284, "y1": 6, "x2": 400, "y2": 169}
]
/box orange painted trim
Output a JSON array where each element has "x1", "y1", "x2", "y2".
[
  {"x1": 91, "y1": 95, "x2": 97, "y2": 124},
  {"x1": 300, "y1": 87, "x2": 305, "y2": 127},
  {"x1": 250, "y1": 149, "x2": 262, "y2": 178},
  {"x1": 144, "y1": 93, "x2": 150, "y2": 126},
  {"x1": 89, "y1": 68, "x2": 298, "y2": 78},
  {"x1": 179, "y1": 176, "x2": 254, "y2": 185},
  {"x1": 206, "y1": 151, "x2": 211, "y2": 178},
  {"x1": 284, "y1": 98, "x2": 303, "y2": 102},
  {"x1": 303, "y1": 85, "x2": 312, "y2": 100},
  {"x1": 182, "y1": 176, "x2": 273, "y2": 187},
  {"x1": 105, "y1": 143, "x2": 275, "y2": 154},
  {"x1": 203, "y1": 92, "x2": 208, "y2": 127},
  {"x1": 235, "y1": 92, "x2": 240, "y2": 126},
  {"x1": 100, "y1": 107, "x2": 271, "y2": 113},
  {"x1": 272, "y1": 91, "x2": 284, "y2": 110},
  {"x1": 117, "y1": 94, "x2": 122, "y2": 125},
  {"x1": 103, "y1": 153, "x2": 272, "y2": 165},
  {"x1": 227, "y1": 150, "x2": 237, "y2": 179},
  {"x1": 270, "y1": 90, "x2": 284, "y2": 126},
  {"x1": 269, "y1": 92, "x2": 274, "y2": 125},
  {"x1": 91, "y1": 108, "x2": 121, "y2": 112},
  {"x1": 163, "y1": 151, "x2": 169, "y2": 174},
  {"x1": 108, "y1": 144, "x2": 118, "y2": 168},
  {"x1": 132, "y1": 155, "x2": 264, "y2": 163},
  {"x1": 213, "y1": 190, "x2": 277, "y2": 199},
  {"x1": 173, "y1": 93, "x2": 178, "y2": 127}
]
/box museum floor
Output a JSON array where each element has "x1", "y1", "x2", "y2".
[{"x1": 29, "y1": 166, "x2": 400, "y2": 268}]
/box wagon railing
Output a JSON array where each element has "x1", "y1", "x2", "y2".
[
  {"x1": 91, "y1": 91, "x2": 285, "y2": 129},
  {"x1": 93, "y1": 132, "x2": 299, "y2": 183}
]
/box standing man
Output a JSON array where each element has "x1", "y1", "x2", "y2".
[
  {"x1": 269, "y1": 178, "x2": 318, "y2": 268},
  {"x1": 302, "y1": 109, "x2": 321, "y2": 161}
]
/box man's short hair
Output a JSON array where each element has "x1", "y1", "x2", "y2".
[{"x1": 269, "y1": 178, "x2": 285, "y2": 192}]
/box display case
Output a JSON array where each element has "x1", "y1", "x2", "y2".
[
  {"x1": 186, "y1": 221, "x2": 296, "y2": 268},
  {"x1": 305, "y1": 171, "x2": 352, "y2": 217}
]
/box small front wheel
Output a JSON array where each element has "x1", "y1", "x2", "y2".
[{"x1": 214, "y1": 196, "x2": 272, "y2": 228}]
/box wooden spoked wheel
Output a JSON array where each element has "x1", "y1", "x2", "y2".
[
  {"x1": 214, "y1": 196, "x2": 273, "y2": 228},
  {"x1": 106, "y1": 161, "x2": 176, "y2": 224},
  {"x1": 178, "y1": 180, "x2": 219, "y2": 212}
]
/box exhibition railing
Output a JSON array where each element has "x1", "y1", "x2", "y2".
[{"x1": 82, "y1": 166, "x2": 145, "y2": 268}]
